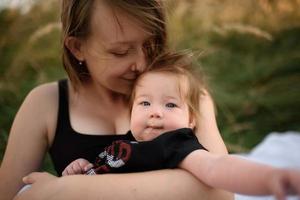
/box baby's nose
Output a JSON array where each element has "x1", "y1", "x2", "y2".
[{"x1": 150, "y1": 108, "x2": 163, "y2": 118}]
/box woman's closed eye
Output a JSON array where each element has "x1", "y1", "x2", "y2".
[
  {"x1": 111, "y1": 50, "x2": 129, "y2": 57},
  {"x1": 110, "y1": 46, "x2": 137, "y2": 57}
]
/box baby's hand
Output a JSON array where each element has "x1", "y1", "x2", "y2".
[
  {"x1": 62, "y1": 158, "x2": 94, "y2": 176},
  {"x1": 270, "y1": 169, "x2": 300, "y2": 200}
]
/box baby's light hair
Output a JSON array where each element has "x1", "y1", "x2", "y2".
[{"x1": 130, "y1": 51, "x2": 206, "y2": 130}]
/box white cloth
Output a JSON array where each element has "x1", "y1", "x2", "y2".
[
  {"x1": 17, "y1": 184, "x2": 31, "y2": 195},
  {"x1": 235, "y1": 131, "x2": 300, "y2": 200}
]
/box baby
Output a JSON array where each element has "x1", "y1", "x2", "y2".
[{"x1": 63, "y1": 52, "x2": 300, "y2": 200}]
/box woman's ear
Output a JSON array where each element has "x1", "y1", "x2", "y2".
[{"x1": 65, "y1": 36, "x2": 85, "y2": 61}]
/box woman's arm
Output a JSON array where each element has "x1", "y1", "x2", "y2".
[
  {"x1": 0, "y1": 83, "x2": 58, "y2": 200},
  {"x1": 180, "y1": 150, "x2": 300, "y2": 199},
  {"x1": 196, "y1": 92, "x2": 228, "y2": 154},
  {"x1": 15, "y1": 170, "x2": 233, "y2": 200}
]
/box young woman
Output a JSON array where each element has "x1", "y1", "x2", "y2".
[{"x1": 0, "y1": 1, "x2": 232, "y2": 200}]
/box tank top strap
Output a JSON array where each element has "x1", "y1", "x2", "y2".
[{"x1": 56, "y1": 79, "x2": 72, "y2": 135}]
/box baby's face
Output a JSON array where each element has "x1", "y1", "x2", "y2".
[{"x1": 130, "y1": 72, "x2": 194, "y2": 141}]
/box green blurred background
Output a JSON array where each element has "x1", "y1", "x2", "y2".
[{"x1": 1, "y1": 0, "x2": 300, "y2": 173}]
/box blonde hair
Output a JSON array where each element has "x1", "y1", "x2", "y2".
[
  {"x1": 61, "y1": 0, "x2": 167, "y2": 89},
  {"x1": 131, "y1": 51, "x2": 206, "y2": 130}
]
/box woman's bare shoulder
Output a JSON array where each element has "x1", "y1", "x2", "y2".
[
  {"x1": 27, "y1": 81, "x2": 59, "y2": 102},
  {"x1": 19, "y1": 81, "x2": 60, "y2": 121},
  {"x1": 21, "y1": 81, "x2": 60, "y2": 142}
]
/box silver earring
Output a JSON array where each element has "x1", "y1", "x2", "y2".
[{"x1": 79, "y1": 61, "x2": 83, "y2": 65}]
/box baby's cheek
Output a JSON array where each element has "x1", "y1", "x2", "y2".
[
  {"x1": 168, "y1": 115, "x2": 190, "y2": 129},
  {"x1": 130, "y1": 119, "x2": 144, "y2": 138}
]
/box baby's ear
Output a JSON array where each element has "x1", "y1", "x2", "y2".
[{"x1": 188, "y1": 115, "x2": 196, "y2": 129}]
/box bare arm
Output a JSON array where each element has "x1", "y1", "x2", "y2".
[
  {"x1": 195, "y1": 91, "x2": 228, "y2": 154},
  {"x1": 15, "y1": 170, "x2": 233, "y2": 200},
  {"x1": 180, "y1": 150, "x2": 300, "y2": 199},
  {"x1": 0, "y1": 83, "x2": 58, "y2": 200},
  {"x1": 194, "y1": 94, "x2": 300, "y2": 197}
]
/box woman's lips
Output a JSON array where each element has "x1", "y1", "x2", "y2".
[{"x1": 122, "y1": 73, "x2": 138, "y2": 81}]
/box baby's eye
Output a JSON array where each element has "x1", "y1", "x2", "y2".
[
  {"x1": 166, "y1": 103, "x2": 177, "y2": 108},
  {"x1": 140, "y1": 101, "x2": 150, "y2": 106}
]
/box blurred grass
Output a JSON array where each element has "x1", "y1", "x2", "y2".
[
  {"x1": 167, "y1": 0, "x2": 300, "y2": 152},
  {"x1": 0, "y1": 1, "x2": 64, "y2": 174},
  {"x1": 0, "y1": 0, "x2": 300, "y2": 172}
]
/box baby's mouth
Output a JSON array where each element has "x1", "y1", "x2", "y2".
[
  {"x1": 146, "y1": 120, "x2": 164, "y2": 135},
  {"x1": 145, "y1": 126, "x2": 164, "y2": 137},
  {"x1": 147, "y1": 126, "x2": 163, "y2": 130},
  {"x1": 146, "y1": 123, "x2": 164, "y2": 132},
  {"x1": 147, "y1": 120, "x2": 163, "y2": 127}
]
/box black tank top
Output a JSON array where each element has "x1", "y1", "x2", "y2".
[{"x1": 49, "y1": 79, "x2": 134, "y2": 176}]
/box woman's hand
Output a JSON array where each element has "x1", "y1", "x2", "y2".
[
  {"x1": 22, "y1": 172, "x2": 57, "y2": 185},
  {"x1": 14, "y1": 172, "x2": 58, "y2": 200}
]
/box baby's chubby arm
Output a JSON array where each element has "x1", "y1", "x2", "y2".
[
  {"x1": 180, "y1": 149, "x2": 300, "y2": 200},
  {"x1": 62, "y1": 158, "x2": 94, "y2": 176}
]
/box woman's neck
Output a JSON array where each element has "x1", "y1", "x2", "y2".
[{"x1": 76, "y1": 79, "x2": 129, "y2": 107}]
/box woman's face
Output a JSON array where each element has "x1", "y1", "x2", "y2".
[{"x1": 81, "y1": 1, "x2": 152, "y2": 95}]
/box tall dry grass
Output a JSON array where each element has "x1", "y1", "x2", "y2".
[{"x1": 165, "y1": 0, "x2": 300, "y2": 151}]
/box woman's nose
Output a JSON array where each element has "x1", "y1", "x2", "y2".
[{"x1": 131, "y1": 47, "x2": 146, "y2": 73}]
